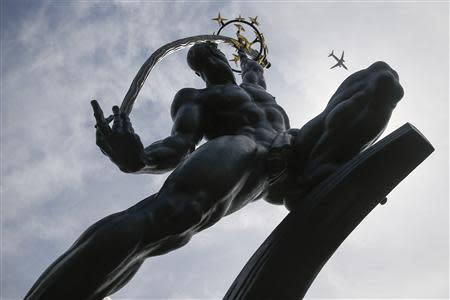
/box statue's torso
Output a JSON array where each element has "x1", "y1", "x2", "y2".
[{"x1": 196, "y1": 83, "x2": 289, "y2": 144}]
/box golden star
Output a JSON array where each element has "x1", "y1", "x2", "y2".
[
  {"x1": 236, "y1": 14, "x2": 245, "y2": 22},
  {"x1": 234, "y1": 23, "x2": 245, "y2": 32},
  {"x1": 249, "y1": 16, "x2": 259, "y2": 26},
  {"x1": 258, "y1": 57, "x2": 266, "y2": 66},
  {"x1": 212, "y1": 12, "x2": 227, "y2": 25},
  {"x1": 244, "y1": 40, "x2": 253, "y2": 51},
  {"x1": 263, "y1": 42, "x2": 269, "y2": 54},
  {"x1": 236, "y1": 31, "x2": 250, "y2": 45},
  {"x1": 229, "y1": 39, "x2": 242, "y2": 50},
  {"x1": 230, "y1": 53, "x2": 240, "y2": 66},
  {"x1": 259, "y1": 32, "x2": 265, "y2": 41}
]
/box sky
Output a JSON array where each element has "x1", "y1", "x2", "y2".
[{"x1": 1, "y1": 1, "x2": 448, "y2": 299}]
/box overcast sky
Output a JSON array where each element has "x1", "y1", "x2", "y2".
[{"x1": 1, "y1": 1, "x2": 448, "y2": 299}]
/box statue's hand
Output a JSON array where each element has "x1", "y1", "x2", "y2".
[{"x1": 91, "y1": 100, "x2": 144, "y2": 173}]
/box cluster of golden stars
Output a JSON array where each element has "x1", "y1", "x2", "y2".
[
  {"x1": 212, "y1": 13, "x2": 266, "y2": 66},
  {"x1": 212, "y1": 13, "x2": 260, "y2": 26}
]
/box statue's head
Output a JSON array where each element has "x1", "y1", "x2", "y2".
[{"x1": 187, "y1": 42, "x2": 235, "y2": 85}]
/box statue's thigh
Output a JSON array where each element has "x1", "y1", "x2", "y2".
[
  {"x1": 160, "y1": 135, "x2": 260, "y2": 204},
  {"x1": 144, "y1": 135, "x2": 262, "y2": 236}
]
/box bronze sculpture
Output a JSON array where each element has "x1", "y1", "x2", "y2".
[
  {"x1": 24, "y1": 39, "x2": 406, "y2": 299},
  {"x1": 22, "y1": 13, "x2": 436, "y2": 299}
]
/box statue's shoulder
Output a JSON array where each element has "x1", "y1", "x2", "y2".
[
  {"x1": 171, "y1": 88, "x2": 201, "y2": 117},
  {"x1": 173, "y1": 87, "x2": 200, "y2": 100}
]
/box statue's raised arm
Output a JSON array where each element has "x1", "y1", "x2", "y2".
[
  {"x1": 239, "y1": 49, "x2": 267, "y2": 89},
  {"x1": 91, "y1": 87, "x2": 203, "y2": 174}
]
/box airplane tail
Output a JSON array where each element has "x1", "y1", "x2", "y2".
[{"x1": 328, "y1": 50, "x2": 334, "y2": 57}]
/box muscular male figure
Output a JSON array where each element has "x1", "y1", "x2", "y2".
[{"x1": 25, "y1": 42, "x2": 403, "y2": 300}]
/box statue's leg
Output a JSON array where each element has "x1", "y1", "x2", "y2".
[
  {"x1": 102, "y1": 258, "x2": 144, "y2": 296},
  {"x1": 25, "y1": 135, "x2": 264, "y2": 300},
  {"x1": 296, "y1": 62, "x2": 404, "y2": 190},
  {"x1": 24, "y1": 202, "x2": 155, "y2": 300}
]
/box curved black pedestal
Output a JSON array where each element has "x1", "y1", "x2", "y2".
[{"x1": 224, "y1": 123, "x2": 434, "y2": 300}]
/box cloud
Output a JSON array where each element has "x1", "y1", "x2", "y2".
[{"x1": 1, "y1": 1, "x2": 448, "y2": 300}]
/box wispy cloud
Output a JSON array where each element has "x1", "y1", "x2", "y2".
[{"x1": 1, "y1": 1, "x2": 448, "y2": 299}]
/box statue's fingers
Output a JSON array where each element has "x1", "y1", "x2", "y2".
[
  {"x1": 112, "y1": 105, "x2": 120, "y2": 115},
  {"x1": 97, "y1": 120, "x2": 112, "y2": 136},
  {"x1": 120, "y1": 112, "x2": 134, "y2": 133},
  {"x1": 91, "y1": 100, "x2": 105, "y2": 121},
  {"x1": 91, "y1": 100, "x2": 112, "y2": 135},
  {"x1": 112, "y1": 105, "x2": 124, "y2": 132}
]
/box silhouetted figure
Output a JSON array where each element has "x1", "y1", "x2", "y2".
[{"x1": 25, "y1": 42, "x2": 403, "y2": 300}]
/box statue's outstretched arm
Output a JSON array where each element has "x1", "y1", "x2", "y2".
[
  {"x1": 92, "y1": 88, "x2": 203, "y2": 174},
  {"x1": 239, "y1": 50, "x2": 267, "y2": 89}
]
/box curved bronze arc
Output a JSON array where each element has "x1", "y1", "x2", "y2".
[
  {"x1": 224, "y1": 123, "x2": 434, "y2": 300},
  {"x1": 106, "y1": 34, "x2": 260, "y2": 122}
]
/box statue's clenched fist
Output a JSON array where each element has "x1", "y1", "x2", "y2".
[{"x1": 91, "y1": 100, "x2": 144, "y2": 172}]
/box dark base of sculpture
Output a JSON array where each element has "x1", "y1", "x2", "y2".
[{"x1": 224, "y1": 123, "x2": 434, "y2": 300}]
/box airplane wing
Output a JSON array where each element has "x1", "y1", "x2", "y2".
[
  {"x1": 342, "y1": 63, "x2": 348, "y2": 70},
  {"x1": 340, "y1": 51, "x2": 344, "y2": 60},
  {"x1": 330, "y1": 62, "x2": 340, "y2": 69}
]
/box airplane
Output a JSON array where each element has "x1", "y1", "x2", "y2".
[{"x1": 328, "y1": 50, "x2": 348, "y2": 70}]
